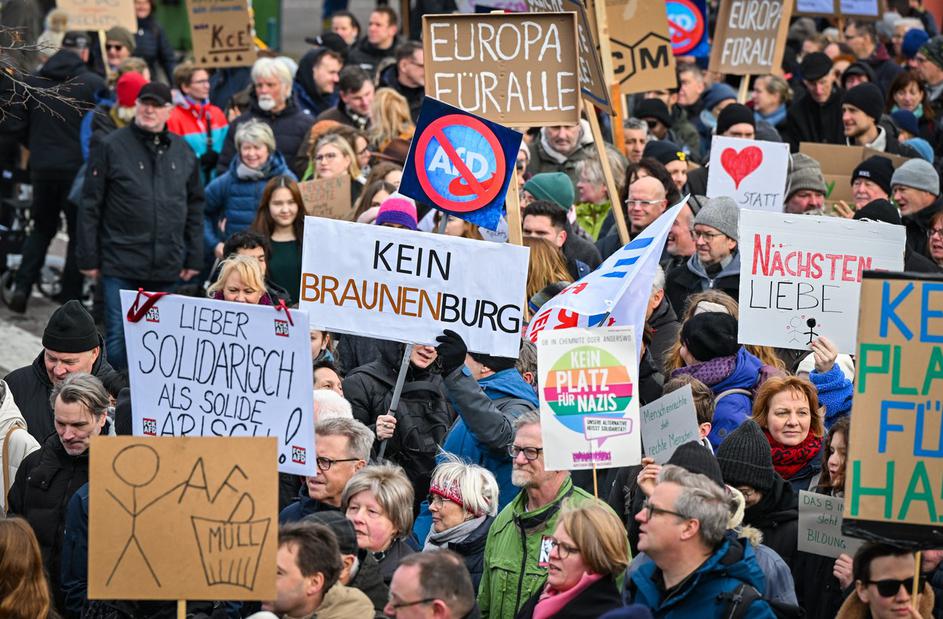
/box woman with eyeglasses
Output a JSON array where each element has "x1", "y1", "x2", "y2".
[
  {"x1": 515, "y1": 501, "x2": 629, "y2": 619},
  {"x1": 423, "y1": 455, "x2": 499, "y2": 589}
]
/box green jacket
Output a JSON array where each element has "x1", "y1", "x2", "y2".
[{"x1": 477, "y1": 477, "x2": 598, "y2": 619}]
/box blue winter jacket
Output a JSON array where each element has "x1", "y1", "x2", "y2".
[
  {"x1": 203, "y1": 150, "x2": 295, "y2": 250},
  {"x1": 809, "y1": 364, "x2": 853, "y2": 430}
]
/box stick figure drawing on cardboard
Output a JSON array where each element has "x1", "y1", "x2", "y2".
[{"x1": 106, "y1": 444, "x2": 162, "y2": 586}]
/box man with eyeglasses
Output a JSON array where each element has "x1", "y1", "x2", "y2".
[
  {"x1": 785, "y1": 52, "x2": 845, "y2": 152},
  {"x1": 478, "y1": 411, "x2": 598, "y2": 619},
  {"x1": 836, "y1": 543, "x2": 932, "y2": 619},
  {"x1": 380, "y1": 42, "x2": 424, "y2": 123},
  {"x1": 891, "y1": 158, "x2": 943, "y2": 258},
  {"x1": 844, "y1": 20, "x2": 902, "y2": 97},
  {"x1": 386, "y1": 550, "x2": 477, "y2": 618},
  {"x1": 665, "y1": 197, "x2": 741, "y2": 316},
  {"x1": 262, "y1": 522, "x2": 343, "y2": 618},
  {"x1": 915, "y1": 36, "x2": 943, "y2": 119}
]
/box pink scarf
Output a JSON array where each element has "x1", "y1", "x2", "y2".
[{"x1": 532, "y1": 572, "x2": 603, "y2": 619}]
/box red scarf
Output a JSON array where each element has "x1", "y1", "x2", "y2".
[{"x1": 765, "y1": 430, "x2": 822, "y2": 480}]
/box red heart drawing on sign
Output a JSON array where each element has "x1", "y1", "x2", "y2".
[{"x1": 720, "y1": 146, "x2": 763, "y2": 189}]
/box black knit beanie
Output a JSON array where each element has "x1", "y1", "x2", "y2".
[
  {"x1": 469, "y1": 352, "x2": 517, "y2": 373},
  {"x1": 842, "y1": 83, "x2": 885, "y2": 123},
  {"x1": 851, "y1": 156, "x2": 894, "y2": 195},
  {"x1": 716, "y1": 103, "x2": 755, "y2": 135},
  {"x1": 42, "y1": 300, "x2": 100, "y2": 353},
  {"x1": 716, "y1": 420, "x2": 777, "y2": 492},
  {"x1": 667, "y1": 441, "x2": 725, "y2": 490},
  {"x1": 853, "y1": 198, "x2": 902, "y2": 225},
  {"x1": 681, "y1": 312, "x2": 739, "y2": 363}
]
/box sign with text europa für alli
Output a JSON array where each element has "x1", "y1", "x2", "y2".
[
  {"x1": 120, "y1": 291, "x2": 316, "y2": 476},
  {"x1": 709, "y1": 0, "x2": 792, "y2": 75}
]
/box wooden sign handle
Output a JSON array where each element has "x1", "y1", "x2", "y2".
[
  {"x1": 177, "y1": 600, "x2": 186, "y2": 619},
  {"x1": 586, "y1": 106, "x2": 630, "y2": 245},
  {"x1": 737, "y1": 75, "x2": 751, "y2": 104},
  {"x1": 506, "y1": 167, "x2": 524, "y2": 246}
]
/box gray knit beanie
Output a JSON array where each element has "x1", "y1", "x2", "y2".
[
  {"x1": 716, "y1": 420, "x2": 777, "y2": 492},
  {"x1": 693, "y1": 196, "x2": 739, "y2": 242},
  {"x1": 787, "y1": 153, "x2": 827, "y2": 199},
  {"x1": 891, "y1": 158, "x2": 940, "y2": 197}
]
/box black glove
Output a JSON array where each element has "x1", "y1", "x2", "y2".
[
  {"x1": 435, "y1": 329, "x2": 467, "y2": 376},
  {"x1": 199, "y1": 149, "x2": 219, "y2": 171}
]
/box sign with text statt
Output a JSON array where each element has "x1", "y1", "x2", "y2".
[
  {"x1": 798, "y1": 491, "x2": 865, "y2": 559},
  {"x1": 187, "y1": 0, "x2": 257, "y2": 69},
  {"x1": 57, "y1": 0, "x2": 136, "y2": 32},
  {"x1": 737, "y1": 211, "x2": 905, "y2": 354},
  {"x1": 843, "y1": 272, "x2": 943, "y2": 548},
  {"x1": 423, "y1": 12, "x2": 581, "y2": 126},
  {"x1": 120, "y1": 291, "x2": 316, "y2": 476},
  {"x1": 299, "y1": 217, "x2": 529, "y2": 357},
  {"x1": 706, "y1": 136, "x2": 790, "y2": 212},
  {"x1": 709, "y1": 0, "x2": 792, "y2": 75},
  {"x1": 538, "y1": 326, "x2": 641, "y2": 471}
]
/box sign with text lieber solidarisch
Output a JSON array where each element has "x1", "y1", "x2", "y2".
[
  {"x1": 640, "y1": 384, "x2": 700, "y2": 464},
  {"x1": 89, "y1": 436, "x2": 277, "y2": 600},
  {"x1": 300, "y1": 216, "x2": 529, "y2": 357},
  {"x1": 538, "y1": 326, "x2": 641, "y2": 471},
  {"x1": 844, "y1": 273, "x2": 943, "y2": 546},
  {"x1": 423, "y1": 12, "x2": 581, "y2": 126},
  {"x1": 738, "y1": 211, "x2": 905, "y2": 354},
  {"x1": 706, "y1": 136, "x2": 790, "y2": 212},
  {"x1": 607, "y1": 0, "x2": 678, "y2": 95},
  {"x1": 120, "y1": 291, "x2": 316, "y2": 476},
  {"x1": 709, "y1": 0, "x2": 792, "y2": 75},
  {"x1": 57, "y1": 0, "x2": 136, "y2": 32},
  {"x1": 187, "y1": 0, "x2": 257, "y2": 69},
  {"x1": 798, "y1": 491, "x2": 865, "y2": 559}
]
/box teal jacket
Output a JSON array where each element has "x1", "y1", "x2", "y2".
[{"x1": 478, "y1": 477, "x2": 599, "y2": 619}]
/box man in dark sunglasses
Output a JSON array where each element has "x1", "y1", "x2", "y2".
[{"x1": 839, "y1": 542, "x2": 933, "y2": 618}]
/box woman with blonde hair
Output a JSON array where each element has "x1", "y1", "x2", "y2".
[
  {"x1": 0, "y1": 518, "x2": 56, "y2": 619},
  {"x1": 307, "y1": 133, "x2": 364, "y2": 203},
  {"x1": 207, "y1": 254, "x2": 273, "y2": 305},
  {"x1": 523, "y1": 236, "x2": 573, "y2": 309},
  {"x1": 368, "y1": 88, "x2": 415, "y2": 153}
]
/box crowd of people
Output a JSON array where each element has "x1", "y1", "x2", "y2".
[{"x1": 0, "y1": 1, "x2": 942, "y2": 618}]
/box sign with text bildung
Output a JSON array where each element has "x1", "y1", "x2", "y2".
[
  {"x1": 798, "y1": 491, "x2": 865, "y2": 559},
  {"x1": 706, "y1": 135, "x2": 790, "y2": 212},
  {"x1": 709, "y1": 0, "x2": 792, "y2": 75},
  {"x1": 120, "y1": 291, "x2": 316, "y2": 476},
  {"x1": 640, "y1": 384, "x2": 700, "y2": 464},
  {"x1": 187, "y1": 0, "x2": 257, "y2": 69}
]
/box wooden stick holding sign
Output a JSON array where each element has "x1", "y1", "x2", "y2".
[
  {"x1": 586, "y1": 105, "x2": 630, "y2": 244},
  {"x1": 738, "y1": 76, "x2": 751, "y2": 104},
  {"x1": 377, "y1": 344, "x2": 414, "y2": 460},
  {"x1": 177, "y1": 600, "x2": 185, "y2": 619},
  {"x1": 506, "y1": 167, "x2": 524, "y2": 246}
]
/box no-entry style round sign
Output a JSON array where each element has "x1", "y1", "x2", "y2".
[
  {"x1": 414, "y1": 114, "x2": 507, "y2": 213},
  {"x1": 666, "y1": 0, "x2": 705, "y2": 56}
]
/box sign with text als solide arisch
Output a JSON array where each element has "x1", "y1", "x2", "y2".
[
  {"x1": 538, "y1": 326, "x2": 641, "y2": 471},
  {"x1": 423, "y1": 12, "x2": 581, "y2": 126},
  {"x1": 709, "y1": 0, "x2": 792, "y2": 75},
  {"x1": 737, "y1": 211, "x2": 905, "y2": 354},
  {"x1": 187, "y1": 0, "x2": 257, "y2": 69},
  {"x1": 299, "y1": 217, "x2": 530, "y2": 357},
  {"x1": 844, "y1": 272, "x2": 943, "y2": 547},
  {"x1": 706, "y1": 135, "x2": 790, "y2": 213},
  {"x1": 120, "y1": 291, "x2": 316, "y2": 476}
]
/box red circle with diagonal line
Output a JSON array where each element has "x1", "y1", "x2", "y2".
[
  {"x1": 667, "y1": 0, "x2": 704, "y2": 55},
  {"x1": 415, "y1": 114, "x2": 506, "y2": 213}
]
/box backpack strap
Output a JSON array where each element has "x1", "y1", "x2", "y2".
[
  {"x1": 718, "y1": 583, "x2": 764, "y2": 619},
  {"x1": 2, "y1": 425, "x2": 21, "y2": 516},
  {"x1": 715, "y1": 388, "x2": 753, "y2": 405}
]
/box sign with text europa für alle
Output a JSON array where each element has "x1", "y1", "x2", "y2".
[{"x1": 709, "y1": 0, "x2": 792, "y2": 75}]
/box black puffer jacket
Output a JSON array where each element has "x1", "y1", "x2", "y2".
[
  {"x1": 77, "y1": 122, "x2": 205, "y2": 282},
  {"x1": 903, "y1": 197, "x2": 943, "y2": 258},
  {"x1": 743, "y1": 475, "x2": 799, "y2": 567},
  {"x1": 133, "y1": 14, "x2": 176, "y2": 81},
  {"x1": 440, "y1": 516, "x2": 494, "y2": 590},
  {"x1": 379, "y1": 62, "x2": 423, "y2": 123},
  {"x1": 348, "y1": 37, "x2": 400, "y2": 75},
  {"x1": 784, "y1": 86, "x2": 846, "y2": 152}
]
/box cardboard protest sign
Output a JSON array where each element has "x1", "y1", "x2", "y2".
[
  {"x1": 88, "y1": 436, "x2": 277, "y2": 600},
  {"x1": 423, "y1": 12, "x2": 581, "y2": 126},
  {"x1": 844, "y1": 272, "x2": 943, "y2": 547},
  {"x1": 640, "y1": 384, "x2": 700, "y2": 464},
  {"x1": 300, "y1": 216, "x2": 529, "y2": 357},
  {"x1": 399, "y1": 97, "x2": 522, "y2": 231},
  {"x1": 526, "y1": 0, "x2": 611, "y2": 112},
  {"x1": 706, "y1": 136, "x2": 790, "y2": 212},
  {"x1": 187, "y1": 0, "x2": 257, "y2": 69},
  {"x1": 798, "y1": 491, "x2": 865, "y2": 559},
  {"x1": 738, "y1": 210, "x2": 905, "y2": 353},
  {"x1": 667, "y1": 0, "x2": 709, "y2": 57},
  {"x1": 607, "y1": 0, "x2": 677, "y2": 94},
  {"x1": 57, "y1": 0, "x2": 136, "y2": 32},
  {"x1": 298, "y1": 176, "x2": 352, "y2": 221},
  {"x1": 800, "y1": 143, "x2": 908, "y2": 208},
  {"x1": 120, "y1": 291, "x2": 316, "y2": 476},
  {"x1": 709, "y1": 0, "x2": 792, "y2": 75},
  {"x1": 538, "y1": 326, "x2": 641, "y2": 470}
]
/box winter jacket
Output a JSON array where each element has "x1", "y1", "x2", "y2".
[
  {"x1": 376, "y1": 537, "x2": 416, "y2": 585},
  {"x1": 527, "y1": 120, "x2": 625, "y2": 188},
  {"x1": 77, "y1": 122, "x2": 205, "y2": 282},
  {"x1": 903, "y1": 197, "x2": 943, "y2": 259},
  {"x1": 447, "y1": 516, "x2": 495, "y2": 591},
  {"x1": 279, "y1": 486, "x2": 340, "y2": 523},
  {"x1": 217, "y1": 92, "x2": 315, "y2": 178},
  {"x1": 672, "y1": 347, "x2": 764, "y2": 449},
  {"x1": 166, "y1": 98, "x2": 228, "y2": 183},
  {"x1": 792, "y1": 488, "x2": 852, "y2": 619},
  {"x1": 564, "y1": 231, "x2": 603, "y2": 271},
  {"x1": 785, "y1": 86, "x2": 846, "y2": 152},
  {"x1": 478, "y1": 477, "x2": 599, "y2": 619},
  {"x1": 348, "y1": 37, "x2": 401, "y2": 74},
  {"x1": 0, "y1": 379, "x2": 40, "y2": 514},
  {"x1": 665, "y1": 252, "x2": 741, "y2": 322},
  {"x1": 516, "y1": 574, "x2": 623, "y2": 619},
  {"x1": 351, "y1": 550, "x2": 389, "y2": 616},
  {"x1": 835, "y1": 582, "x2": 935, "y2": 618},
  {"x1": 315, "y1": 99, "x2": 371, "y2": 131},
  {"x1": 668, "y1": 105, "x2": 702, "y2": 162},
  {"x1": 810, "y1": 364, "x2": 853, "y2": 430},
  {"x1": 743, "y1": 475, "x2": 799, "y2": 569},
  {"x1": 863, "y1": 44, "x2": 902, "y2": 97},
  {"x1": 4, "y1": 335, "x2": 115, "y2": 443},
  {"x1": 133, "y1": 14, "x2": 175, "y2": 81},
  {"x1": 317, "y1": 583, "x2": 376, "y2": 619},
  {"x1": 846, "y1": 125, "x2": 921, "y2": 159},
  {"x1": 625, "y1": 533, "x2": 775, "y2": 618},
  {"x1": 294, "y1": 48, "x2": 340, "y2": 117},
  {"x1": 647, "y1": 296, "x2": 680, "y2": 373},
  {"x1": 379, "y1": 63, "x2": 423, "y2": 122},
  {"x1": 203, "y1": 150, "x2": 295, "y2": 250},
  {"x1": 61, "y1": 482, "x2": 89, "y2": 617}
]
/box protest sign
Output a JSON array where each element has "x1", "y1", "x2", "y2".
[
  {"x1": 706, "y1": 136, "x2": 790, "y2": 212},
  {"x1": 120, "y1": 291, "x2": 316, "y2": 476},
  {"x1": 607, "y1": 0, "x2": 677, "y2": 94},
  {"x1": 795, "y1": 0, "x2": 835, "y2": 15},
  {"x1": 640, "y1": 384, "x2": 700, "y2": 464},
  {"x1": 737, "y1": 210, "x2": 905, "y2": 353},
  {"x1": 798, "y1": 491, "x2": 865, "y2": 559},
  {"x1": 843, "y1": 272, "x2": 943, "y2": 547},
  {"x1": 399, "y1": 97, "x2": 522, "y2": 231},
  {"x1": 840, "y1": 0, "x2": 882, "y2": 17},
  {"x1": 187, "y1": 0, "x2": 257, "y2": 69},
  {"x1": 57, "y1": 0, "x2": 136, "y2": 32},
  {"x1": 667, "y1": 0, "x2": 709, "y2": 57},
  {"x1": 709, "y1": 0, "x2": 792, "y2": 75},
  {"x1": 538, "y1": 326, "x2": 641, "y2": 470},
  {"x1": 800, "y1": 143, "x2": 908, "y2": 208},
  {"x1": 298, "y1": 176, "x2": 352, "y2": 221},
  {"x1": 423, "y1": 12, "x2": 581, "y2": 126},
  {"x1": 88, "y1": 436, "x2": 277, "y2": 600},
  {"x1": 300, "y1": 217, "x2": 529, "y2": 357}
]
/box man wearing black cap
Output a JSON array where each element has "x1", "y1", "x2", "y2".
[
  {"x1": 842, "y1": 83, "x2": 918, "y2": 156},
  {"x1": 849, "y1": 155, "x2": 894, "y2": 210},
  {"x1": 635, "y1": 98, "x2": 673, "y2": 141},
  {"x1": 685, "y1": 104, "x2": 755, "y2": 195},
  {"x1": 5, "y1": 32, "x2": 106, "y2": 314},
  {"x1": 642, "y1": 87, "x2": 702, "y2": 158},
  {"x1": 785, "y1": 51, "x2": 845, "y2": 151},
  {"x1": 77, "y1": 81, "x2": 204, "y2": 370},
  {"x1": 4, "y1": 300, "x2": 115, "y2": 442}
]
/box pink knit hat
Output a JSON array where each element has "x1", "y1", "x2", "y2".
[{"x1": 375, "y1": 194, "x2": 418, "y2": 231}]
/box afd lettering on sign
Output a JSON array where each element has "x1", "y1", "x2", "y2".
[{"x1": 667, "y1": 0, "x2": 708, "y2": 56}]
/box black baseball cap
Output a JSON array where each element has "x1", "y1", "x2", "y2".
[
  {"x1": 62, "y1": 31, "x2": 91, "y2": 49},
  {"x1": 137, "y1": 82, "x2": 172, "y2": 106},
  {"x1": 800, "y1": 52, "x2": 832, "y2": 82}
]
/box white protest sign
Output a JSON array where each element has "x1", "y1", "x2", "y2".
[
  {"x1": 120, "y1": 291, "x2": 316, "y2": 476},
  {"x1": 538, "y1": 326, "x2": 641, "y2": 471},
  {"x1": 640, "y1": 384, "x2": 700, "y2": 464},
  {"x1": 706, "y1": 136, "x2": 790, "y2": 212},
  {"x1": 737, "y1": 210, "x2": 905, "y2": 353},
  {"x1": 300, "y1": 217, "x2": 529, "y2": 358},
  {"x1": 839, "y1": 0, "x2": 880, "y2": 17},
  {"x1": 798, "y1": 491, "x2": 866, "y2": 559}
]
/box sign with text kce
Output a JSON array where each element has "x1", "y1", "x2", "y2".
[
  {"x1": 400, "y1": 98, "x2": 522, "y2": 231},
  {"x1": 120, "y1": 291, "x2": 316, "y2": 476},
  {"x1": 300, "y1": 217, "x2": 530, "y2": 357},
  {"x1": 187, "y1": 0, "x2": 257, "y2": 69}
]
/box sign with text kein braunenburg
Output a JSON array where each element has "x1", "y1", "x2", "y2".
[{"x1": 709, "y1": 0, "x2": 792, "y2": 75}]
